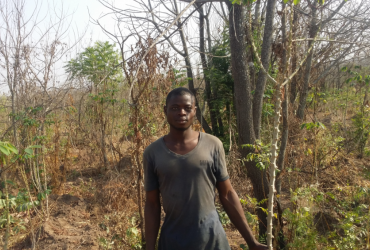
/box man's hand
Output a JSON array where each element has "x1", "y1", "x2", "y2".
[{"x1": 217, "y1": 179, "x2": 267, "y2": 250}]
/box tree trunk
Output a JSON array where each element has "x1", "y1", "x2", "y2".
[
  {"x1": 289, "y1": 8, "x2": 299, "y2": 105},
  {"x1": 198, "y1": 4, "x2": 219, "y2": 135},
  {"x1": 276, "y1": 91, "x2": 288, "y2": 195},
  {"x1": 267, "y1": 86, "x2": 282, "y2": 250},
  {"x1": 276, "y1": 1, "x2": 289, "y2": 200},
  {"x1": 10, "y1": 89, "x2": 17, "y2": 146},
  {"x1": 253, "y1": 0, "x2": 261, "y2": 30},
  {"x1": 184, "y1": 55, "x2": 212, "y2": 133},
  {"x1": 252, "y1": 0, "x2": 278, "y2": 139},
  {"x1": 3, "y1": 172, "x2": 10, "y2": 250},
  {"x1": 226, "y1": 2, "x2": 269, "y2": 236},
  {"x1": 337, "y1": 63, "x2": 341, "y2": 90},
  {"x1": 174, "y1": 0, "x2": 212, "y2": 133},
  {"x1": 205, "y1": 11, "x2": 224, "y2": 136},
  {"x1": 101, "y1": 120, "x2": 108, "y2": 169},
  {"x1": 296, "y1": 2, "x2": 318, "y2": 120},
  {"x1": 249, "y1": 0, "x2": 260, "y2": 93},
  {"x1": 226, "y1": 3, "x2": 254, "y2": 145},
  {"x1": 276, "y1": 4, "x2": 289, "y2": 248}
]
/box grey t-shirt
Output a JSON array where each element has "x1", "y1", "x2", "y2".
[{"x1": 144, "y1": 132, "x2": 231, "y2": 250}]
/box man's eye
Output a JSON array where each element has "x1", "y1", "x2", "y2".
[
  {"x1": 171, "y1": 107, "x2": 178, "y2": 110},
  {"x1": 185, "y1": 107, "x2": 192, "y2": 111}
]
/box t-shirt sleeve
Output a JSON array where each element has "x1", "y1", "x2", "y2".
[
  {"x1": 214, "y1": 140, "x2": 229, "y2": 182},
  {"x1": 143, "y1": 153, "x2": 159, "y2": 191}
]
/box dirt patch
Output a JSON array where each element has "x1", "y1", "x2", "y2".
[
  {"x1": 226, "y1": 228, "x2": 245, "y2": 250},
  {"x1": 12, "y1": 194, "x2": 102, "y2": 250}
]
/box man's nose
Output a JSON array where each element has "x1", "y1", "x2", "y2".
[{"x1": 178, "y1": 108, "x2": 186, "y2": 115}]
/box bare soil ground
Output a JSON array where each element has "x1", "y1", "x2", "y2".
[{"x1": 12, "y1": 178, "x2": 104, "y2": 250}]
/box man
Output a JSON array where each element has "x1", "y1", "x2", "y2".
[{"x1": 144, "y1": 87, "x2": 267, "y2": 250}]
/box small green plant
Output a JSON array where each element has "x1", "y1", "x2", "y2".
[
  {"x1": 0, "y1": 188, "x2": 40, "y2": 234},
  {"x1": 98, "y1": 215, "x2": 124, "y2": 249},
  {"x1": 283, "y1": 206, "x2": 320, "y2": 249},
  {"x1": 240, "y1": 196, "x2": 267, "y2": 237},
  {"x1": 240, "y1": 243, "x2": 248, "y2": 250},
  {"x1": 351, "y1": 111, "x2": 370, "y2": 157},
  {"x1": 0, "y1": 141, "x2": 19, "y2": 249},
  {"x1": 0, "y1": 142, "x2": 44, "y2": 248},
  {"x1": 126, "y1": 216, "x2": 143, "y2": 249},
  {"x1": 99, "y1": 236, "x2": 115, "y2": 250},
  {"x1": 283, "y1": 186, "x2": 370, "y2": 249},
  {"x1": 301, "y1": 121, "x2": 326, "y2": 130},
  {"x1": 242, "y1": 140, "x2": 271, "y2": 171},
  {"x1": 216, "y1": 206, "x2": 231, "y2": 226}
]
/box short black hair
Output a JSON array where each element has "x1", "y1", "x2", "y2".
[{"x1": 165, "y1": 87, "x2": 195, "y2": 106}]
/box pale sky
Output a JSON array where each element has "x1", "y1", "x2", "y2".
[
  {"x1": 0, "y1": 0, "x2": 131, "y2": 93},
  {"x1": 0, "y1": 0, "x2": 224, "y2": 93},
  {"x1": 40, "y1": 0, "x2": 123, "y2": 45}
]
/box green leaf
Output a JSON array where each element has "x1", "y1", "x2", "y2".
[
  {"x1": 293, "y1": 0, "x2": 300, "y2": 4},
  {"x1": 28, "y1": 145, "x2": 42, "y2": 149},
  {"x1": 0, "y1": 199, "x2": 5, "y2": 209},
  {"x1": 283, "y1": 0, "x2": 289, "y2": 3},
  {"x1": 24, "y1": 148, "x2": 33, "y2": 155},
  {"x1": 6, "y1": 180, "x2": 15, "y2": 186},
  {"x1": 7, "y1": 145, "x2": 18, "y2": 154},
  {"x1": 0, "y1": 145, "x2": 10, "y2": 156},
  {"x1": 9, "y1": 198, "x2": 17, "y2": 207},
  {"x1": 13, "y1": 224, "x2": 26, "y2": 234},
  {"x1": 256, "y1": 162, "x2": 265, "y2": 170},
  {"x1": 341, "y1": 66, "x2": 348, "y2": 72},
  {"x1": 260, "y1": 207, "x2": 268, "y2": 215},
  {"x1": 16, "y1": 201, "x2": 39, "y2": 212},
  {"x1": 0, "y1": 142, "x2": 18, "y2": 155},
  {"x1": 317, "y1": 122, "x2": 326, "y2": 129},
  {"x1": 37, "y1": 192, "x2": 45, "y2": 201}
]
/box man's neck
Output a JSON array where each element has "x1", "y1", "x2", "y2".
[{"x1": 166, "y1": 127, "x2": 198, "y2": 143}]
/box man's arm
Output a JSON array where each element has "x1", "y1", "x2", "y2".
[
  {"x1": 217, "y1": 179, "x2": 268, "y2": 250},
  {"x1": 145, "y1": 189, "x2": 161, "y2": 250}
]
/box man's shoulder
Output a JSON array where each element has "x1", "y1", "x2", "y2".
[
  {"x1": 201, "y1": 132, "x2": 223, "y2": 148},
  {"x1": 144, "y1": 136, "x2": 164, "y2": 157}
]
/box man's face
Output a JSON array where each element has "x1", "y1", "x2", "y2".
[{"x1": 164, "y1": 94, "x2": 196, "y2": 131}]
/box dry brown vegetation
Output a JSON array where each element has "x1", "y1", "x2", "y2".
[{"x1": 1, "y1": 0, "x2": 370, "y2": 249}]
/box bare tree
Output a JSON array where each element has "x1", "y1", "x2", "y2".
[
  {"x1": 197, "y1": 3, "x2": 221, "y2": 135},
  {"x1": 97, "y1": 0, "x2": 213, "y2": 133},
  {"x1": 0, "y1": 1, "x2": 84, "y2": 248},
  {"x1": 0, "y1": 0, "x2": 83, "y2": 142},
  {"x1": 296, "y1": 0, "x2": 347, "y2": 119},
  {"x1": 252, "y1": 0, "x2": 278, "y2": 140}
]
